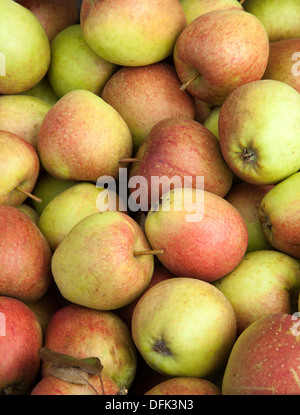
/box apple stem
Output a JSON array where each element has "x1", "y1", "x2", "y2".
[
  {"x1": 180, "y1": 71, "x2": 200, "y2": 91},
  {"x1": 119, "y1": 158, "x2": 141, "y2": 163},
  {"x1": 133, "y1": 249, "x2": 164, "y2": 257},
  {"x1": 239, "y1": 0, "x2": 246, "y2": 4},
  {"x1": 15, "y1": 187, "x2": 42, "y2": 204}
]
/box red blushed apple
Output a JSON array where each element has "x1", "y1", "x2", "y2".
[
  {"x1": 222, "y1": 313, "x2": 300, "y2": 395},
  {"x1": 17, "y1": 0, "x2": 78, "y2": 43},
  {"x1": 129, "y1": 118, "x2": 233, "y2": 209},
  {"x1": 263, "y1": 38, "x2": 300, "y2": 94},
  {"x1": 115, "y1": 264, "x2": 175, "y2": 329},
  {"x1": 101, "y1": 63, "x2": 195, "y2": 151},
  {"x1": 145, "y1": 377, "x2": 221, "y2": 395},
  {"x1": 173, "y1": 9, "x2": 269, "y2": 106},
  {"x1": 0, "y1": 206, "x2": 52, "y2": 302},
  {"x1": 31, "y1": 374, "x2": 120, "y2": 395},
  {"x1": 42, "y1": 304, "x2": 137, "y2": 391},
  {"x1": 0, "y1": 296, "x2": 43, "y2": 395}
]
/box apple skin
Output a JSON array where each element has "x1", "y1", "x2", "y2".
[
  {"x1": 17, "y1": 0, "x2": 78, "y2": 43},
  {"x1": 0, "y1": 0, "x2": 50, "y2": 94},
  {"x1": 243, "y1": 0, "x2": 300, "y2": 42},
  {"x1": 115, "y1": 264, "x2": 175, "y2": 330},
  {"x1": 258, "y1": 172, "x2": 300, "y2": 259},
  {"x1": 0, "y1": 206, "x2": 52, "y2": 303},
  {"x1": 145, "y1": 377, "x2": 221, "y2": 395},
  {"x1": 42, "y1": 304, "x2": 138, "y2": 390},
  {"x1": 37, "y1": 89, "x2": 132, "y2": 182},
  {"x1": 225, "y1": 182, "x2": 274, "y2": 253},
  {"x1": 214, "y1": 250, "x2": 300, "y2": 335},
  {"x1": 179, "y1": 0, "x2": 243, "y2": 25},
  {"x1": 0, "y1": 296, "x2": 43, "y2": 395},
  {"x1": 17, "y1": 203, "x2": 40, "y2": 225},
  {"x1": 128, "y1": 118, "x2": 233, "y2": 208},
  {"x1": 193, "y1": 99, "x2": 212, "y2": 123},
  {"x1": 144, "y1": 188, "x2": 248, "y2": 283},
  {"x1": 51, "y1": 211, "x2": 154, "y2": 311},
  {"x1": 38, "y1": 182, "x2": 126, "y2": 251},
  {"x1": 101, "y1": 63, "x2": 195, "y2": 152},
  {"x1": 0, "y1": 95, "x2": 51, "y2": 150},
  {"x1": 48, "y1": 24, "x2": 117, "y2": 99},
  {"x1": 173, "y1": 9, "x2": 269, "y2": 106},
  {"x1": 203, "y1": 107, "x2": 221, "y2": 139},
  {"x1": 0, "y1": 130, "x2": 40, "y2": 207},
  {"x1": 222, "y1": 313, "x2": 300, "y2": 395},
  {"x1": 132, "y1": 277, "x2": 237, "y2": 378},
  {"x1": 31, "y1": 373, "x2": 120, "y2": 395},
  {"x1": 32, "y1": 172, "x2": 76, "y2": 216},
  {"x1": 263, "y1": 39, "x2": 300, "y2": 94},
  {"x1": 21, "y1": 76, "x2": 59, "y2": 106},
  {"x1": 219, "y1": 80, "x2": 300, "y2": 185},
  {"x1": 80, "y1": 0, "x2": 186, "y2": 67}
]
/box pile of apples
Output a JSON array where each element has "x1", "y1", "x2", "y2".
[{"x1": 0, "y1": 0, "x2": 300, "y2": 396}]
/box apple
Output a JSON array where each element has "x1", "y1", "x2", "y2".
[
  {"x1": 132, "y1": 277, "x2": 237, "y2": 378},
  {"x1": 31, "y1": 373, "x2": 120, "y2": 395},
  {"x1": 51, "y1": 211, "x2": 154, "y2": 310},
  {"x1": 145, "y1": 377, "x2": 221, "y2": 395},
  {"x1": 128, "y1": 117, "x2": 233, "y2": 208},
  {"x1": 219, "y1": 80, "x2": 300, "y2": 185},
  {"x1": 37, "y1": 89, "x2": 132, "y2": 182},
  {"x1": 17, "y1": 203, "x2": 40, "y2": 225},
  {"x1": 21, "y1": 76, "x2": 59, "y2": 106},
  {"x1": 0, "y1": 296, "x2": 43, "y2": 395},
  {"x1": 0, "y1": 206, "x2": 52, "y2": 303},
  {"x1": 222, "y1": 313, "x2": 300, "y2": 395},
  {"x1": 38, "y1": 182, "x2": 126, "y2": 251},
  {"x1": 48, "y1": 24, "x2": 117, "y2": 99},
  {"x1": 263, "y1": 38, "x2": 300, "y2": 94},
  {"x1": 144, "y1": 188, "x2": 248, "y2": 282},
  {"x1": 213, "y1": 250, "x2": 300, "y2": 335},
  {"x1": 17, "y1": 0, "x2": 78, "y2": 43},
  {"x1": 173, "y1": 9, "x2": 269, "y2": 106},
  {"x1": 115, "y1": 264, "x2": 175, "y2": 329},
  {"x1": 179, "y1": 0, "x2": 243, "y2": 25},
  {"x1": 31, "y1": 172, "x2": 76, "y2": 216},
  {"x1": 101, "y1": 63, "x2": 195, "y2": 152},
  {"x1": 0, "y1": 130, "x2": 40, "y2": 207},
  {"x1": 0, "y1": 0, "x2": 50, "y2": 94},
  {"x1": 243, "y1": 0, "x2": 300, "y2": 42},
  {"x1": 203, "y1": 107, "x2": 221, "y2": 139},
  {"x1": 80, "y1": 0, "x2": 186, "y2": 67},
  {"x1": 225, "y1": 181, "x2": 274, "y2": 253},
  {"x1": 259, "y1": 172, "x2": 300, "y2": 258},
  {"x1": 0, "y1": 95, "x2": 51, "y2": 150},
  {"x1": 42, "y1": 304, "x2": 138, "y2": 390}
]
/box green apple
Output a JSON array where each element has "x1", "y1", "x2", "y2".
[
  {"x1": 225, "y1": 181, "x2": 274, "y2": 253},
  {"x1": 214, "y1": 250, "x2": 300, "y2": 335},
  {"x1": 48, "y1": 24, "x2": 117, "y2": 99},
  {"x1": 32, "y1": 172, "x2": 76, "y2": 216},
  {"x1": 37, "y1": 89, "x2": 132, "y2": 182},
  {"x1": 17, "y1": 203, "x2": 40, "y2": 225},
  {"x1": 144, "y1": 188, "x2": 248, "y2": 283},
  {"x1": 179, "y1": 0, "x2": 243, "y2": 25},
  {"x1": 259, "y1": 172, "x2": 300, "y2": 259},
  {"x1": 21, "y1": 76, "x2": 59, "y2": 106},
  {"x1": 222, "y1": 313, "x2": 300, "y2": 395},
  {"x1": 0, "y1": 95, "x2": 51, "y2": 150},
  {"x1": 0, "y1": 131, "x2": 40, "y2": 207},
  {"x1": 0, "y1": 0, "x2": 50, "y2": 94},
  {"x1": 243, "y1": 0, "x2": 300, "y2": 42},
  {"x1": 80, "y1": 0, "x2": 186, "y2": 66},
  {"x1": 203, "y1": 107, "x2": 221, "y2": 139},
  {"x1": 38, "y1": 182, "x2": 126, "y2": 251},
  {"x1": 219, "y1": 80, "x2": 300, "y2": 185},
  {"x1": 101, "y1": 63, "x2": 195, "y2": 152},
  {"x1": 132, "y1": 277, "x2": 237, "y2": 378},
  {"x1": 51, "y1": 211, "x2": 154, "y2": 310}
]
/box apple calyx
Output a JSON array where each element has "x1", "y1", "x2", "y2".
[
  {"x1": 15, "y1": 186, "x2": 42, "y2": 204},
  {"x1": 180, "y1": 71, "x2": 200, "y2": 91},
  {"x1": 153, "y1": 340, "x2": 172, "y2": 356},
  {"x1": 240, "y1": 148, "x2": 257, "y2": 164},
  {"x1": 133, "y1": 249, "x2": 164, "y2": 257}
]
